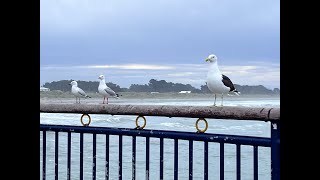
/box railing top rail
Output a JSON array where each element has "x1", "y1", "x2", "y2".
[
  {"x1": 40, "y1": 103, "x2": 280, "y2": 121},
  {"x1": 40, "y1": 124, "x2": 272, "y2": 146}
]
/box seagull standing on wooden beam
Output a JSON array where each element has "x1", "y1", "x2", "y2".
[
  {"x1": 69, "y1": 80, "x2": 91, "y2": 104},
  {"x1": 205, "y1": 54, "x2": 240, "y2": 106},
  {"x1": 98, "y1": 75, "x2": 120, "y2": 104}
]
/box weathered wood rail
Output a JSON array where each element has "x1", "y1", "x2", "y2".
[{"x1": 40, "y1": 103, "x2": 280, "y2": 121}]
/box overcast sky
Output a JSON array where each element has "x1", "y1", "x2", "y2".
[{"x1": 40, "y1": 0, "x2": 280, "y2": 89}]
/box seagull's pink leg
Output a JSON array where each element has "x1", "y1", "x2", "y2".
[
  {"x1": 107, "y1": 97, "x2": 108, "y2": 104},
  {"x1": 103, "y1": 97, "x2": 105, "y2": 104}
]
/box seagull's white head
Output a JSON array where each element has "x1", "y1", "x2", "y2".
[
  {"x1": 205, "y1": 54, "x2": 218, "y2": 63},
  {"x1": 69, "y1": 81, "x2": 78, "y2": 86},
  {"x1": 98, "y1": 75, "x2": 105, "y2": 80}
]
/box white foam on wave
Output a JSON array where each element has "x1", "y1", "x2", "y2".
[{"x1": 160, "y1": 122, "x2": 192, "y2": 129}]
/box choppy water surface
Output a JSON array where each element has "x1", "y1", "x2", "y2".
[{"x1": 40, "y1": 97, "x2": 279, "y2": 180}]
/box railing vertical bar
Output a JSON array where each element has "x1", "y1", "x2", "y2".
[
  {"x1": 67, "y1": 132, "x2": 71, "y2": 180},
  {"x1": 55, "y1": 131, "x2": 59, "y2": 180},
  {"x1": 42, "y1": 131, "x2": 46, "y2": 180},
  {"x1": 160, "y1": 138, "x2": 164, "y2": 180},
  {"x1": 93, "y1": 133, "x2": 97, "y2": 180},
  {"x1": 80, "y1": 133, "x2": 84, "y2": 180},
  {"x1": 119, "y1": 135, "x2": 123, "y2": 180},
  {"x1": 132, "y1": 136, "x2": 136, "y2": 180},
  {"x1": 189, "y1": 140, "x2": 193, "y2": 180},
  {"x1": 146, "y1": 136, "x2": 150, "y2": 180},
  {"x1": 105, "y1": 135, "x2": 109, "y2": 180},
  {"x1": 236, "y1": 144, "x2": 241, "y2": 180},
  {"x1": 204, "y1": 141, "x2": 208, "y2": 180},
  {"x1": 254, "y1": 146, "x2": 258, "y2": 180},
  {"x1": 220, "y1": 143, "x2": 224, "y2": 180},
  {"x1": 39, "y1": 117, "x2": 279, "y2": 180},
  {"x1": 271, "y1": 122, "x2": 280, "y2": 180},
  {"x1": 174, "y1": 139, "x2": 178, "y2": 180}
]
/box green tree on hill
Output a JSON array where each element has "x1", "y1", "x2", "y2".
[{"x1": 43, "y1": 79, "x2": 278, "y2": 94}]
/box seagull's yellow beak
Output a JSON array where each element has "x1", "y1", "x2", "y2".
[{"x1": 205, "y1": 58, "x2": 210, "y2": 62}]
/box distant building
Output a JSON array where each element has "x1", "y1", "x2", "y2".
[
  {"x1": 40, "y1": 87, "x2": 50, "y2": 91},
  {"x1": 151, "y1": 92, "x2": 159, "y2": 94},
  {"x1": 179, "y1": 91, "x2": 191, "y2": 94}
]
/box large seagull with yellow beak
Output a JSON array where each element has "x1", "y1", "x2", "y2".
[{"x1": 205, "y1": 54, "x2": 240, "y2": 106}]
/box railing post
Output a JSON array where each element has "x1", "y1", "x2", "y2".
[{"x1": 271, "y1": 121, "x2": 280, "y2": 180}]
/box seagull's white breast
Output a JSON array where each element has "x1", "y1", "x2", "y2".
[
  {"x1": 98, "y1": 83, "x2": 110, "y2": 97},
  {"x1": 206, "y1": 63, "x2": 230, "y2": 94},
  {"x1": 71, "y1": 86, "x2": 81, "y2": 97}
]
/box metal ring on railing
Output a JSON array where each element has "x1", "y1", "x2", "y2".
[
  {"x1": 135, "y1": 115, "x2": 146, "y2": 129},
  {"x1": 196, "y1": 118, "x2": 208, "y2": 133},
  {"x1": 80, "y1": 114, "x2": 91, "y2": 126}
]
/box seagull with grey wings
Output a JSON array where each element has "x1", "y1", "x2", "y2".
[
  {"x1": 98, "y1": 75, "x2": 120, "y2": 104},
  {"x1": 69, "y1": 80, "x2": 91, "y2": 104},
  {"x1": 205, "y1": 54, "x2": 240, "y2": 106}
]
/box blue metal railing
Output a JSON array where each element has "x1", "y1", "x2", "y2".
[{"x1": 40, "y1": 121, "x2": 280, "y2": 180}]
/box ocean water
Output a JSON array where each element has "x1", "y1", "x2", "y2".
[{"x1": 40, "y1": 97, "x2": 280, "y2": 180}]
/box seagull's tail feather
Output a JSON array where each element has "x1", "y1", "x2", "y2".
[
  {"x1": 232, "y1": 90, "x2": 240, "y2": 96},
  {"x1": 114, "y1": 93, "x2": 122, "y2": 99}
]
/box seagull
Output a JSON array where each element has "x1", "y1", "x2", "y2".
[
  {"x1": 205, "y1": 54, "x2": 240, "y2": 106},
  {"x1": 69, "y1": 80, "x2": 91, "y2": 104},
  {"x1": 98, "y1": 75, "x2": 120, "y2": 104}
]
